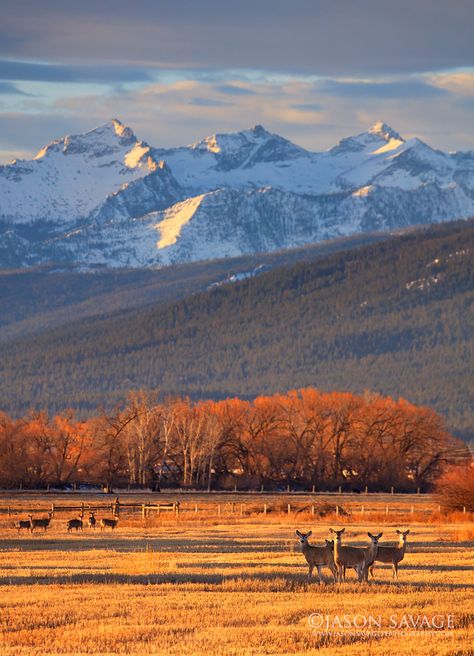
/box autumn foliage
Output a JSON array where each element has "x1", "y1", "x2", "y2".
[
  {"x1": 0, "y1": 388, "x2": 468, "y2": 491},
  {"x1": 435, "y1": 464, "x2": 474, "y2": 511}
]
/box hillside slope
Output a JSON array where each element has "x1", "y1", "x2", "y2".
[
  {"x1": 0, "y1": 219, "x2": 472, "y2": 439},
  {"x1": 0, "y1": 230, "x2": 389, "y2": 343}
]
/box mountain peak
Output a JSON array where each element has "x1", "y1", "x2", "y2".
[
  {"x1": 368, "y1": 120, "x2": 402, "y2": 142},
  {"x1": 109, "y1": 118, "x2": 135, "y2": 140},
  {"x1": 250, "y1": 124, "x2": 269, "y2": 137}
]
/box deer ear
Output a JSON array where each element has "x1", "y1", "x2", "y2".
[
  {"x1": 295, "y1": 530, "x2": 302, "y2": 537},
  {"x1": 405, "y1": 530, "x2": 410, "y2": 535},
  {"x1": 340, "y1": 527, "x2": 345, "y2": 534},
  {"x1": 378, "y1": 533, "x2": 383, "y2": 539},
  {"x1": 396, "y1": 529, "x2": 401, "y2": 534},
  {"x1": 329, "y1": 528, "x2": 335, "y2": 533},
  {"x1": 367, "y1": 532, "x2": 373, "y2": 538},
  {"x1": 307, "y1": 530, "x2": 312, "y2": 537}
]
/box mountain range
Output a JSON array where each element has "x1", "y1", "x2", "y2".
[{"x1": 1, "y1": 119, "x2": 474, "y2": 268}]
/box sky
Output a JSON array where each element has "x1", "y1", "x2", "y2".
[{"x1": 0, "y1": 0, "x2": 473, "y2": 163}]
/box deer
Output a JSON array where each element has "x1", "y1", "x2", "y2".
[
  {"x1": 14, "y1": 518, "x2": 32, "y2": 534},
  {"x1": 100, "y1": 514, "x2": 119, "y2": 532},
  {"x1": 295, "y1": 530, "x2": 336, "y2": 583},
  {"x1": 67, "y1": 512, "x2": 84, "y2": 533},
  {"x1": 88, "y1": 511, "x2": 96, "y2": 530},
  {"x1": 28, "y1": 511, "x2": 53, "y2": 532},
  {"x1": 368, "y1": 529, "x2": 410, "y2": 579},
  {"x1": 361, "y1": 532, "x2": 383, "y2": 582},
  {"x1": 329, "y1": 527, "x2": 366, "y2": 582}
]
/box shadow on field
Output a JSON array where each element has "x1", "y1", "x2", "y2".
[
  {"x1": 0, "y1": 537, "x2": 288, "y2": 553},
  {"x1": 1, "y1": 570, "x2": 473, "y2": 589}
]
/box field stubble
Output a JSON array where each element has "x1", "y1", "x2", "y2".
[{"x1": 0, "y1": 495, "x2": 473, "y2": 656}]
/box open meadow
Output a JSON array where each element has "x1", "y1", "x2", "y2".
[{"x1": 0, "y1": 493, "x2": 473, "y2": 656}]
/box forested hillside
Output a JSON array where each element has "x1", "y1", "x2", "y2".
[
  {"x1": 0, "y1": 230, "x2": 388, "y2": 343},
  {"x1": 0, "y1": 219, "x2": 472, "y2": 439}
]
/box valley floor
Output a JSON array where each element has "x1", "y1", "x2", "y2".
[{"x1": 0, "y1": 505, "x2": 473, "y2": 655}]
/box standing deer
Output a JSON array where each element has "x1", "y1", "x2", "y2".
[
  {"x1": 361, "y1": 532, "x2": 383, "y2": 582},
  {"x1": 369, "y1": 529, "x2": 410, "y2": 579},
  {"x1": 67, "y1": 512, "x2": 84, "y2": 533},
  {"x1": 100, "y1": 514, "x2": 119, "y2": 532},
  {"x1": 88, "y1": 511, "x2": 96, "y2": 530},
  {"x1": 295, "y1": 530, "x2": 336, "y2": 583},
  {"x1": 29, "y1": 512, "x2": 53, "y2": 532},
  {"x1": 329, "y1": 527, "x2": 366, "y2": 582},
  {"x1": 14, "y1": 518, "x2": 32, "y2": 534}
]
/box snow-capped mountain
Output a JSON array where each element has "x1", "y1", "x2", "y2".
[{"x1": 1, "y1": 119, "x2": 474, "y2": 268}]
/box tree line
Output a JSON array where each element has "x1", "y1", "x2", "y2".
[{"x1": 0, "y1": 388, "x2": 469, "y2": 491}]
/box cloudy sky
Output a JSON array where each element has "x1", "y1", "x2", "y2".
[{"x1": 1, "y1": 0, "x2": 473, "y2": 162}]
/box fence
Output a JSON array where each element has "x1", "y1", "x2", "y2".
[{"x1": 2, "y1": 500, "x2": 467, "y2": 519}]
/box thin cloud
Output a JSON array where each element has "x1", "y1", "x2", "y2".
[
  {"x1": 317, "y1": 78, "x2": 447, "y2": 99},
  {"x1": 216, "y1": 84, "x2": 257, "y2": 95},
  {"x1": 0, "y1": 80, "x2": 30, "y2": 95},
  {"x1": 0, "y1": 59, "x2": 154, "y2": 84}
]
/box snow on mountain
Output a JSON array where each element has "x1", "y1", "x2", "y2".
[
  {"x1": 0, "y1": 119, "x2": 166, "y2": 224},
  {"x1": 1, "y1": 119, "x2": 474, "y2": 268}
]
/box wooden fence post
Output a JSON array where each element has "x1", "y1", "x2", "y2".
[
  {"x1": 336, "y1": 505, "x2": 339, "y2": 516},
  {"x1": 51, "y1": 503, "x2": 55, "y2": 517},
  {"x1": 311, "y1": 504, "x2": 315, "y2": 515},
  {"x1": 390, "y1": 486, "x2": 394, "y2": 495},
  {"x1": 312, "y1": 485, "x2": 315, "y2": 493},
  {"x1": 287, "y1": 504, "x2": 291, "y2": 515},
  {"x1": 364, "y1": 486, "x2": 368, "y2": 494},
  {"x1": 142, "y1": 504, "x2": 146, "y2": 519}
]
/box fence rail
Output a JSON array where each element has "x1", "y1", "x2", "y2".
[{"x1": 2, "y1": 500, "x2": 465, "y2": 518}]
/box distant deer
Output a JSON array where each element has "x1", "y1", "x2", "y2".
[
  {"x1": 88, "y1": 511, "x2": 96, "y2": 530},
  {"x1": 28, "y1": 511, "x2": 53, "y2": 532},
  {"x1": 330, "y1": 527, "x2": 366, "y2": 582},
  {"x1": 369, "y1": 529, "x2": 410, "y2": 579},
  {"x1": 361, "y1": 532, "x2": 383, "y2": 582},
  {"x1": 295, "y1": 530, "x2": 336, "y2": 583},
  {"x1": 100, "y1": 514, "x2": 119, "y2": 532},
  {"x1": 67, "y1": 512, "x2": 84, "y2": 533},
  {"x1": 14, "y1": 518, "x2": 32, "y2": 534}
]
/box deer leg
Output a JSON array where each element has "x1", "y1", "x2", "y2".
[
  {"x1": 316, "y1": 565, "x2": 323, "y2": 584},
  {"x1": 308, "y1": 564, "x2": 314, "y2": 580}
]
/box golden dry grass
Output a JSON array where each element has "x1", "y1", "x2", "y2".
[{"x1": 0, "y1": 498, "x2": 473, "y2": 655}]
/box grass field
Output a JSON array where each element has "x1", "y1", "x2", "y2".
[{"x1": 0, "y1": 494, "x2": 473, "y2": 655}]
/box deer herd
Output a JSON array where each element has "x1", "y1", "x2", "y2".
[
  {"x1": 14, "y1": 511, "x2": 119, "y2": 534},
  {"x1": 295, "y1": 527, "x2": 410, "y2": 582},
  {"x1": 14, "y1": 509, "x2": 410, "y2": 582}
]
